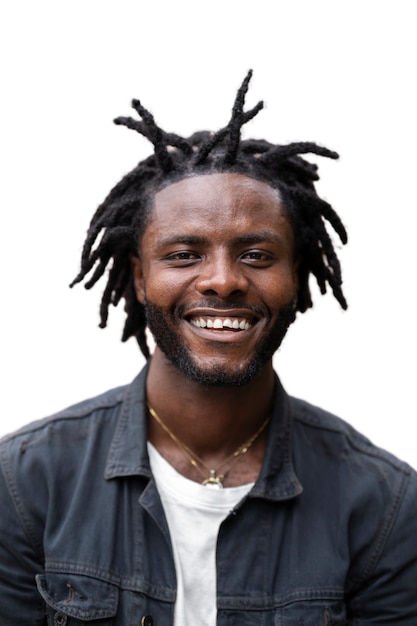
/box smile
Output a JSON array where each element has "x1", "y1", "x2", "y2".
[{"x1": 189, "y1": 316, "x2": 252, "y2": 331}]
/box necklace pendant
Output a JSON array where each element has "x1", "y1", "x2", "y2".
[{"x1": 202, "y1": 469, "x2": 224, "y2": 489}]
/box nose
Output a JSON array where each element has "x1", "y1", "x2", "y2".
[{"x1": 195, "y1": 254, "x2": 249, "y2": 298}]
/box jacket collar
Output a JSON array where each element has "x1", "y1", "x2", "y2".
[
  {"x1": 104, "y1": 365, "x2": 151, "y2": 480},
  {"x1": 105, "y1": 364, "x2": 302, "y2": 502},
  {"x1": 249, "y1": 376, "x2": 303, "y2": 501}
]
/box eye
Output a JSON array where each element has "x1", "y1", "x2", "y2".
[
  {"x1": 165, "y1": 251, "x2": 201, "y2": 265},
  {"x1": 241, "y1": 250, "x2": 274, "y2": 266},
  {"x1": 171, "y1": 252, "x2": 198, "y2": 260},
  {"x1": 243, "y1": 252, "x2": 265, "y2": 260}
]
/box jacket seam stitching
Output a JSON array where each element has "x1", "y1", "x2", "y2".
[
  {"x1": 0, "y1": 445, "x2": 44, "y2": 559},
  {"x1": 348, "y1": 470, "x2": 410, "y2": 588}
]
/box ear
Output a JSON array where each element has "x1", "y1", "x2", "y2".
[{"x1": 130, "y1": 254, "x2": 146, "y2": 304}]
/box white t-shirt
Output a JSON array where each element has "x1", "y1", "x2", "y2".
[{"x1": 147, "y1": 442, "x2": 254, "y2": 626}]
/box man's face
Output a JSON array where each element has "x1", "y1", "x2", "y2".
[{"x1": 132, "y1": 172, "x2": 299, "y2": 386}]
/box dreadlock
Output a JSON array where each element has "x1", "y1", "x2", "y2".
[{"x1": 70, "y1": 70, "x2": 348, "y2": 359}]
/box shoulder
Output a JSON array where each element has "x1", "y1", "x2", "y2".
[
  {"x1": 288, "y1": 396, "x2": 417, "y2": 576},
  {"x1": 0, "y1": 383, "x2": 128, "y2": 450},
  {"x1": 287, "y1": 394, "x2": 416, "y2": 544},
  {"x1": 0, "y1": 385, "x2": 131, "y2": 502},
  {"x1": 0, "y1": 365, "x2": 148, "y2": 490},
  {"x1": 0, "y1": 378, "x2": 143, "y2": 529},
  {"x1": 287, "y1": 394, "x2": 416, "y2": 520},
  {"x1": 289, "y1": 395, "x2": 412, "y2": 475}
]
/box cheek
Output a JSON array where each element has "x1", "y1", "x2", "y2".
[
  {"x1": 143, "y1": 271, "x2": 187, "y2": 306},
  {"x1": 259, "y1": 266, "x2": 298, "y2": 303}
]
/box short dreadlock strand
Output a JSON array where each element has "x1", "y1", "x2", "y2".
[
  {"x1": 224, "y1": 70, "x2": 263, "y2": 165},
  {"x1": 268, "y1": 142, "x2": 339, "y2": 161},
  {"x1": 98, "y1": 253, "x2": 132, "y2": 328},
  {"x1": 225, "y1": 101, "x2": 264, "y2": 165},
  {"x1": 121, "y1": 280, "x2": 150, "y2": 358},
  {"x1": 281, "y1": 181, "x2": 347, "y2": 309},
  {"x1": 83, "y1": 226, "x2": 133, "y2": 290},
  {"x1": 194, "y1": 103, "x2": 264, "y2": 166},
  {"x1": 128, "y1": 99, "x2": 174, "y2": 173},
  {"x1": 70, "y1": 168, "x2": 147, "y2": 288},
  {"x1": 194, "y1": 71, "x2": 263, "y2": 167},
  {"x1": 71, "y1": 71, "x2": 348, "y2": 357},
  {"x1": 114, "y1": 117, "x2": 194, "y2": 158},
  {"x1": 288, "y1": 184, "x2": 348, "y2": 247}
]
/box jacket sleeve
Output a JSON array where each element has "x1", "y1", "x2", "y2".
[
  {"x1": 346, "y1": 467, "x2": 417, "y2": 623},
  {"x1": 0, "y1": 440, "x2": 46, "y2": 625}
]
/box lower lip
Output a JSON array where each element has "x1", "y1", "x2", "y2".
[{"x1": 186, "y1": 321, "x2": 256, "y2": 343}]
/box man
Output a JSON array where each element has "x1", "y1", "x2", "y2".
[{"x1": 1, "y1": 72, "x2": 416, "y2": 624}]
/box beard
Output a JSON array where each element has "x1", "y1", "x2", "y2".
[{"x1": 143, "y1": 297, "x2": 296, "y2": 387}]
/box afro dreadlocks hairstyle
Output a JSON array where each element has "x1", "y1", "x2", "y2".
[{"x1": 70, "y1": 70, "x2": 348, "y2": 359}]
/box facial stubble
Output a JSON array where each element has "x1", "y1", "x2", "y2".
[{"x1": 143, "y1": 298, "x2": 296, "y2": 387}]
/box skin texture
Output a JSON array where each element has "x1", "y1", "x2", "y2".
[{"x1": 132, "y1": 172, "x2": 299, "y2": 486}]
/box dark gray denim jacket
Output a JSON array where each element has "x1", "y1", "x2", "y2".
[{"x1": 1, "y1": 366, "x2": 416, "y2": 625}]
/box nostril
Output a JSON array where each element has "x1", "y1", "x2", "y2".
[{"x1": 196, "y1": 270, "x2": 248, "y2": 298}]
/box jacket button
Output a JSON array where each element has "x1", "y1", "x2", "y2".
[
  {"x1": 54, "y1": 613, "x2": 68, "y2": 626},
  {"x1": 141, "y1": 615, "x2": 154, "y2": 626}
]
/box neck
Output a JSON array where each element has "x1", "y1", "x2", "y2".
[{"x1": 145, "y1": 348, "x2": 275, "y2": 457}]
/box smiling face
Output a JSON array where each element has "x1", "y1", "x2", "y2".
[{"x1": 132, "y1": 172, "x2": 299, "y2": 386}]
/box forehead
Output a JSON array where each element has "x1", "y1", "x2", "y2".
[{"x1": 147, "y1": 172, "x2": 291, "y2": 234}]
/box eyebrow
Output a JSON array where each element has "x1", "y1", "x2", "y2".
[
  {"x1": 232, "y1": 231, "x2": 283, "y2": 245},
  {"x1": 157, "y1": 230, "x2": 284, "y2": 247},
  {"x1": 157, "y1": 235, "x2": 206, "y2": 247}
]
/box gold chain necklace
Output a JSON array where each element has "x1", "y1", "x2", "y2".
[{"x1": 147, "y1": 404, "x2": 270, "y2": 488}]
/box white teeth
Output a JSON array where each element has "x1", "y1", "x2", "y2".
[{"x1": 190, "y1": 316, "x2": 252, "y2": 330}]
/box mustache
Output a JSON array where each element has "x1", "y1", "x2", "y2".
[{"x1": 176, "y1": 300, "x2": 266, "y2": 317}]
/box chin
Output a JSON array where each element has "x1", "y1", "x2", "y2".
[{"x1": 171, "y1": 355, "x2": 267, "y2": 388}]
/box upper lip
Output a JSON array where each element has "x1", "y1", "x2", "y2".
[{"x1": 184, "y1": 308, "x2": 261, "y2": 321}]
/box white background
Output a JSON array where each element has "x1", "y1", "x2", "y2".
[{"x1": 1, "y1": 2, "x2": 416, "y2": 468}]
